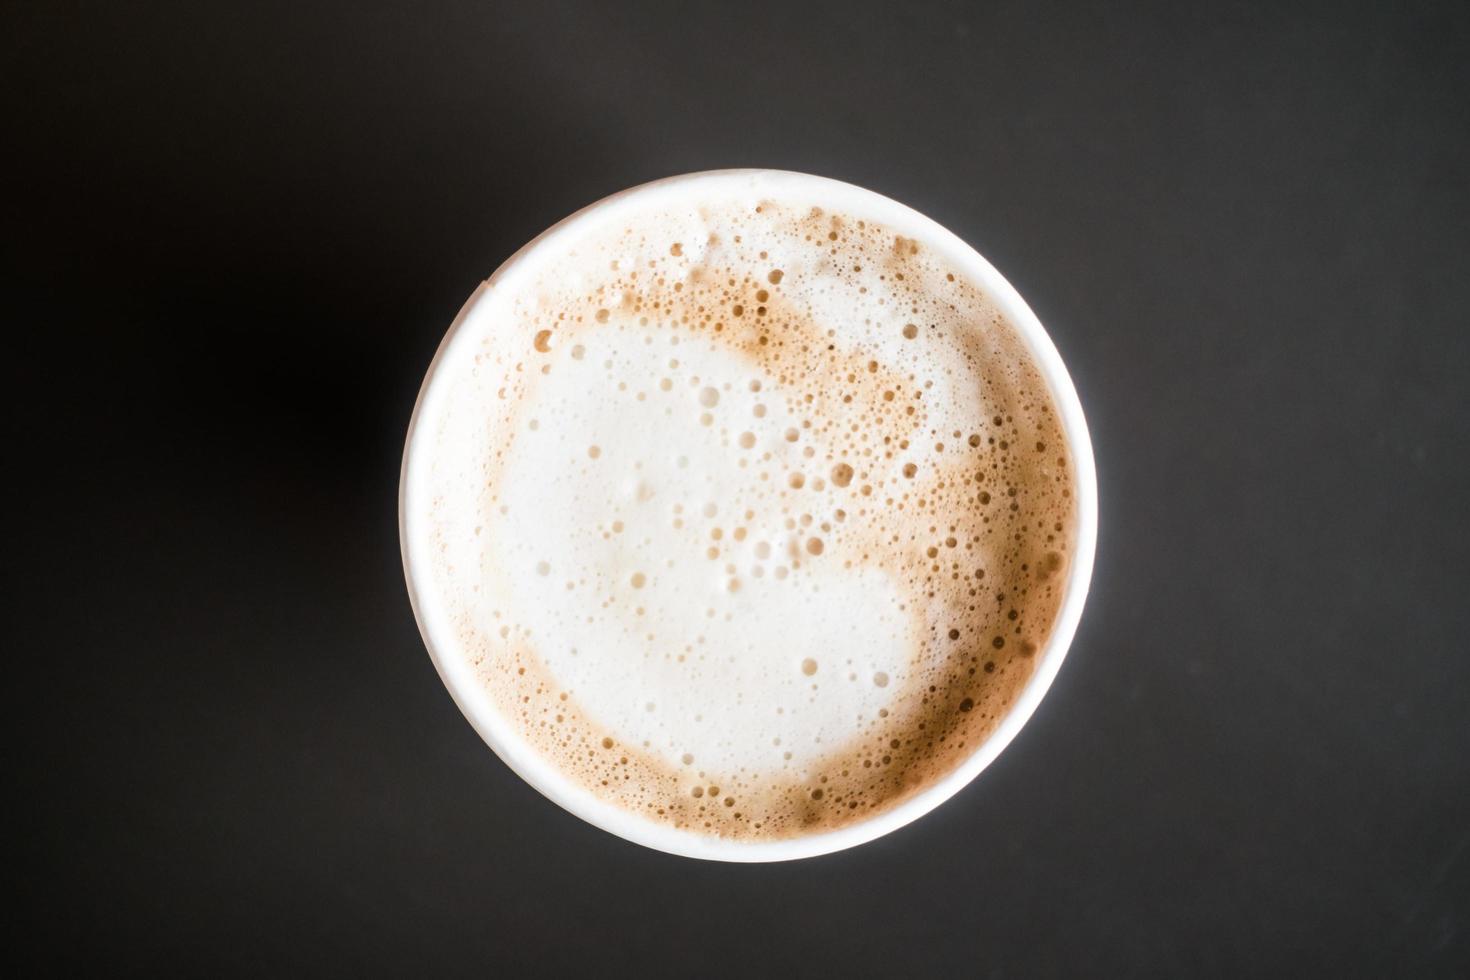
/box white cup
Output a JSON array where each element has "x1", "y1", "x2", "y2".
[{"x1": 400, "y1": 170, "x2": 1098, "y2": 861}]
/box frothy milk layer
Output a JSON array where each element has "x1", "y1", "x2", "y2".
[{"x1": 420, "y1": 192, "x2": 1075, "y2": 841}]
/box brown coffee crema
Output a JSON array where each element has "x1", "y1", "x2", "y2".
[{"x1": 429, "y1": 200, "x2": 1075, "y2": 841}]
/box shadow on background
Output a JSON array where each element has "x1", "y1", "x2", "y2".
[{"x1": 7, "y1": 3, "x2": 640, "y2": 970}]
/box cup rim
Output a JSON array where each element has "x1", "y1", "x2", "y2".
[{"x1": 400, "y1": 169, "x2": 1098, "y2": 861}]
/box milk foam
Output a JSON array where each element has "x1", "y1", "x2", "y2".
[
  {"x1": 420, "y1": 191, "x2": 1076, "y2": 840},
  {"x1": 499, "y1": 327, "x2": 913, "y2": 776}
]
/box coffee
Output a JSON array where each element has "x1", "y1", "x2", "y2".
[{"x1": 411, "y1": 178, "x2": 1078, "y2": 845}]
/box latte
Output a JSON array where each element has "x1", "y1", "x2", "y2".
[{"x1": 405, "y1": 173, "x2": 1083, "y2": 850}]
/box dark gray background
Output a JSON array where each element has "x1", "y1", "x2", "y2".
[{"x1": 7, "y1": 0, "x2": 1468, "y2": 975}]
